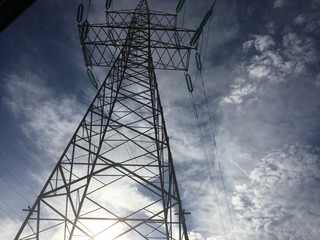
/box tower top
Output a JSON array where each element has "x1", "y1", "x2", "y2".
[{"x1": 79, "y1": 0, "x2": 197, "y2": 71}]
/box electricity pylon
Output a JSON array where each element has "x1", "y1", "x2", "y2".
[{"x1": 15, "y1": 0, "x2": 196, "y2": 239}]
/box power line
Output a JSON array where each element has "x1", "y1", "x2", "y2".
[
  {"x1": 187, "y1": 1, "x2": 237, "y2": 237},
  {"x1": 0, "y1": 162, "x2": 36, "y2": 197},
  {"x1": 196, "y1": 10, "x2": 237, "y2": 239},
  {"x1": 0, "y1": 205, "x2": 18, "y2": 223},
  {"x1": 188, "y1": 92, "x2": 228, "y2": 239},
  {"x1": 0, "y1": 198, "x2": 21, "y2": 222},
  {"x1": 199, "y1": 70, "x2": 237, "y2": 240},
  {"x1": 0, "y1": 175, "x2": 30, "y2": 204}
]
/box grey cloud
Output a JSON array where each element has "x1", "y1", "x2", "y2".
[
  {"x1": 282, "y1": 33, "x2": 318, "y2": 70},
  {"x1": 273, "y1": 0, "x2": 288, "y2": 8},
  {"x1": 245, "y1": 33, "x2": 317, "y2": 83}
]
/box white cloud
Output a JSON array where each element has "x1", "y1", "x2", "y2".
[
  {"x1": 231, "y1": 195, "x2": 245, "y2": 211},
  {"x1": 3, "y1": 72, "x2": 85, "y2": 162},
  {"x1": 222, "y1": 82, "x2": 257, "y2": 105},
  {"x1": 248, "y1": 65, "x2": 271, "y2": 79},
  {"x1": 232, "y1": 145, "x2": 320, "y2": 239},
  {"x1": 0, "y1": 218, "x2": 20, "y2": 239},
  {"x1": 189, "y1": 231, "x2": 206, "y2": 240},
  {"x1": 243, "y1": 35, "x2": 275, "y2": 53},
  {"x1": 243, "y1": 32, "x2": 318, "y2": 84},
  {"x1": 243, "y1": 40, "x2": 254, "y2": 52},
  {"x1": 253, "y1": 35, "x2": 276, "y2": 52}
]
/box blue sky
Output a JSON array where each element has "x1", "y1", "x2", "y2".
[{"x1": 0, "y1": 0, "x2": 320, "y2": 239}]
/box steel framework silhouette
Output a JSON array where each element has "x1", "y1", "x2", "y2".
[{"x1": 15, "y1": 0, "x2": 196, "y2": 239}]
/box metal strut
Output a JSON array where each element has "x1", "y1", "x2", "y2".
[{"x1": 15, "y1": 0, "x2": 195, "y2": 239}]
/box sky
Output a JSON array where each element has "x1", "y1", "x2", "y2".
[{"x1": 0, "y1": 0, "x2": 320, "y2": 239}]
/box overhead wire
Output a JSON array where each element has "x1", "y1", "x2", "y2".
[
  {"x1": 197, "y1": 18, "x2": 237, "y2": 235},
  {"x1": 200, "y1": 9, "x2": 237, "y2": 240},
  {"x1": 86, "y1": 0, "x2": 92, "y2": 20},
  {"x1": 0, "y1": 175, "x2": 30, "y2": 204},
  {"x1": 188, "y1": 92, "x2": 227, "y2": 239},
  {"x1": 0, "y1": 170, "x2": 37, "y2": 236},
  {"x1": 0, "y1": 162, "x2": 36, "y2": 197},
  {"x1": 182, "y1": 0, "x2": 186, "y2": 28},
  {"x1": 175, "y1": 0, "x2": 230, "y2": 237},
  {"x1": 78, "y1": 0, "x2": 235, "y2": 238},
  {"x1": 0, "y1": 211, "x2": 15, "y2": 239},
  {"x1": 0, "y1": 195, "x2": 30, "y2": 238},
  {"x1": 0, "y1": 170, "x2": 38, "y2": 237},
  {"x1": 188, "y1": 0, "x2": 237, "y2": 238},
  {"x1": 0, "y1": 199, "x2": 21, "y2": 222},
  {"x1": 198, "y1": 69, "x2": 237, "y2": 240}
]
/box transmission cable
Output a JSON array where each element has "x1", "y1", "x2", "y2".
[
  {"x1": 196, "y1": 10, "x2": 237, "y2": 240},
  {"x1": 86, "y1": 0, "x2": 92, "y2": 20},
  {"x1": 192, "y1": 19, "x2": 237, "y2": 240},
  {"x1": 0, "y1": 201, "x2": 19, "y2": 223},
  {"x1": 182, "y1": 0, "x2": 187, "y2": 28},
  {"x1": 188, "y1": 92, "x2": 227, "y2": 239},
  {"x1": 187, "y1": 0, "x2": 237, "y2": 238},
  {"x1": 0, "y1": 198, "x2": 23, "y2": 222},
  {"x1": 193, "y1": 15, "x2": 237, "y2": 240},
  {"x1": 0, "y1": 162, "x2": 36, "y2": 197},
  {"x1": 0, "y1": 175, "x2": 30, "y2": 204},
  {"x1": 199, "y1": 70, "x2": 237, "y2": 240},
  {"x1": 0, "y1": 215, "x2": 14, "y2": 239}
]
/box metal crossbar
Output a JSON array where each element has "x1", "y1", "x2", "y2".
[{"x1": 15, "y1": 0, "x2": 193, "y2": 239}]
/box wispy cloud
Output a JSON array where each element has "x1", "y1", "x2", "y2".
[
  {"x1": 0, "y1": 218, "x2": 19, "y2": 240},
  {"x1": 244, "y1": 33, "x2": 317, "y2": 84},
  {"x1": 3, "y1": 71, "x2": 85, "y2": 163},
  {"x1": 2, "y1": 0, "x2": 320, "y2": 239},
  {"x1": 222, "y1": 77, "x2": 257, "y2": 105},
  {"x1": 232, "y1": 145, "x2": 320, "y2": 239},
  {"x1": 273, "y1": 0, "x2": 288, "y2": 8}
]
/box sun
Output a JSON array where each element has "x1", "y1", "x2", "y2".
[{"x1": 85, "y1": 220, "x2": 129, "y2": 240}]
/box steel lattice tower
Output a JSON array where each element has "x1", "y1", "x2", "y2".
[{"x1": 15, "y1": 0, "x2": 196, "y2": 239}]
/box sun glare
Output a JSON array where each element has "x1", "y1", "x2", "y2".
[{"x1": 87, "y1": 221, "x2": 129, "y2": 240}]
